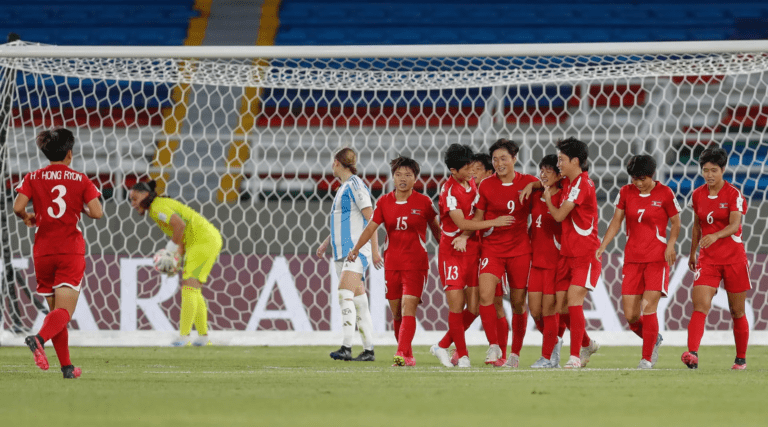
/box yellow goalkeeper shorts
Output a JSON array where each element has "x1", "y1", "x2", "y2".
[{"x1": 182, "y1": 236, "x2": 223, "y2": 283}]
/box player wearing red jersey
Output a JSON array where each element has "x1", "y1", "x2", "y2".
[
  {"x1": 597, "y1": 155, "x2": 681, "y2": 369},
  {"x1": 473, "y1": 139, "x2": 538, "y2": 367},
  {"x1": 14, "y1": 128, "x2": 103, "y2": 379},
  {"x1": 526, "y1": 155, "x2": 566, "y2": 368},
  {"x1": 542, "y1": 137, "x2": 601, "y2": 369},
  {"x1": 682, "y1": 146, "x2": 751, "y2": 370},
  {"x1": 347, "y1": 156, "x2": 441, "y2": 366},
  {"x1": 429, "y1": 144, "x2": 512, "y2": 368}
]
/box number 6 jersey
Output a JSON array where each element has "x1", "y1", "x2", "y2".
[
  {"x1": 690, "y1": 181, "x2": 748, "y2": 265},
  {"x1": 15, "y1": 164, "x2": 102, "y2": 257}
]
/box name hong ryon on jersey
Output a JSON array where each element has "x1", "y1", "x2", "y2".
[{"x1": 35, "y1": 170, "x2": 83, "y2": 181}]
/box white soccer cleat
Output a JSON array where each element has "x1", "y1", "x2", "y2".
[
  {"x1": 637, "y1": 359, "x2": 653, "y2": 369},
  {"x1": 430, "y1": 344, "x2": 453, "y2": 368},
  {"x1": 563, "y1": 355, "x2": 581, "y2": 369},
  {"x1": 651, "y1": 333, "x2": 663, "y2": 367},
  {"x1": 530, "y1": 356, "x2": 556, "y2": 369},
  {"x1": 551, "y1": 337, "x2": 563, "y2": 367},
  {"x1": 171, "y1": 335, "x2": 191, "y2": 347},
  {"x1": 457, "y1": 355, "x2": 471, "y2": 368},
  {"x1": 502, "y1": 353, "x2": 519, "y2": 368},
  {"x1": 192, "y1": 335, "x2": 211, "y2": 346},
  {"x1": 484, "y1": 344, "x2": 503, "y2": 365},
  {"x1": 579, "y1": 339, "x2": 600, "y2": 367}
]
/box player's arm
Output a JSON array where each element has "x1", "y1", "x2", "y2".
[
  {"x1": 519, "y1": 180, "x2": 543, "y2": 202},
  {"x1": 428, "y1": 216, "x2": 441, "y2": 245},
  {"x1": 347, "y1": 218, "x2": 381, "y2": 263},
  {"x1": 361, "y1": 206, "x2": 383, "y2": 269},
  {"x1": 12, "y1": 193, "x2": 35, "y2": 227},
  {"x1": 665, "y1": 213, "x2": 681, "y2": 266},
  {"x1": 688, "y1": 214, "x2": 701, "y2": 272},
  {"x1": 83, "y1": 197, "x2": 103, "y2": 219},
  {"x1": 168, "y1": 213, "x2": 186, "y2": 256},
  {"x1": 596, "y1": 208, "x2": 625, "y2": 261},
  {"x1": 316, "y1": 235, "x2": 331, "y2": 257},
  {"x1": 700, "y1": 211, "x2": 741, "y2": 249},
  {"x1": 543, "y1": 189, "x2": 575, "y2": 222},
  {"x1": 449, "y1": 209, "x2": 511, "y2": 231}
]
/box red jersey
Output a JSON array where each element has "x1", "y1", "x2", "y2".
[
  {"x1": 438, "y1": 175, "x2": 480, "y2": 256},
  {"x1": 373, "y1": 191, "x2": 437, "y2": 271},
  {"x1": 560, "y1": 171, "x2": 600, "y2": 257},
  {"x1": 690, "y1": 181, "x2": 748, "y2": 265},
  {"x1": 15, "y1": 164, "x2": 101, "y2": 258},
  {"x1": 530, "y1": 188, "x2": 563, "y2": 269},
  {"x1": 616, "y1": 182, "x2": 681, "y2": 263},
  {"x1": 475, "y1": 172, "x2": 538, "y2": 258}
]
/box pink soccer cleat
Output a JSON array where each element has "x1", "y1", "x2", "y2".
[
  {"x1": 681, "y1": 351, "x2": 698, "y2": 369},
  {"x1": 732, "y1": 358, "x2": 746, "y2": 370},
  {"x1": 62, "y1": 365, "x2": 81, "y2": 379},
  {"x1": 24, "y1": 335, "x2": 49, "y2": 371}
]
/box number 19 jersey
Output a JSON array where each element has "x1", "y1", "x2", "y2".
[{"x1": 15, "y1": 164, "x2": 102, "y2": 257}]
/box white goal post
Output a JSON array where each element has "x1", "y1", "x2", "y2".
[{"x1": 1, "y1": 40, "x2": 767, "y2": 347}]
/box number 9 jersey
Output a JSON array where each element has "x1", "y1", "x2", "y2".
[{"x1": 15, "y1": 164, "x2": 101, "y2": 257}]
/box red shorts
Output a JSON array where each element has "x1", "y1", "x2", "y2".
[
  {"x1": 622, "y1": 261, "x2": 670, "y2": 296},
  {"x1": 528, "y1": 266, "x2": 557, "y2": 295},
  {"x1": 495, "y1": 275, "x2": 507, "y2": 297},
  {"x1": 479, "y1": 253, "x2": 531, "y2": 290},
  {"x1": 34, "y1": 254, "x2": 86, "y2": 296},
  {"x1": 439, "y1": 251, "x2": 479, "y2": 292},
  {"x1": 694, "y1": 260, "x2": 752, "y2": 294},
  {"x1": 555, "y1": 255, "x2": 600, "y2": 291},
  {"x1": 385, "y1": 269, "x2": 427, "y2": 300}
]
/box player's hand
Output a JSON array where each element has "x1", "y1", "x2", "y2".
[
  {"x1": 22, "y1": 212, "x2": 36, "y2": 228},
  {"x1": 664, "y1": 246, "x2": 677, "y2": 267},
  {"x1": 688, "y1": 254, "x2": 697, "y2": 272},
  {"x1": 316, "y1": 242, "x2": 328, "y2": 257},
  {"x1": 346, "y1": 248, "x2": 359, "y2": 263},
  {"x1": 519, "y1": 183, "x2": 534, "y2": 202},
  {"x1": 372, "y1": 252, "x2": 384, "y2": 270},
  {"x1": 699, "y1": 234, "x2": 718, "y2": 249},
  {"x1": 542, "y1": 186, "x2": 552, "y2": 204},
  {"x1": 595, "y1": 247, "x2": 605, "y2": 262},
  {"x1": 492, "y1": 215, "x2": 513, "y2": 227},
  {"x1": 452, "y1": 235, "x2": 468, "y2": 252}
]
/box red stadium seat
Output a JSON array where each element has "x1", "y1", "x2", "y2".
[
  {"x1": 11, "y1": 107, "x2": 163, "y2": 128},
  {"x1": 721, "y1": 105, "x2": 768, "y2": 130},
  {"x1": 588, "y1": 84, "x2": 646, "y2": 107}
]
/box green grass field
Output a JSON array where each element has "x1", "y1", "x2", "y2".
[{"x1": 1, "y1": 345, "x2": 765, "y2": 427}]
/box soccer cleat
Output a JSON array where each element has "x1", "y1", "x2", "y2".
[
  {"x1": 484, "y1": 344, "x2": 503, "y2": 365},
  {"x1": 24, "y1": 335, "x2": 49, "y2": 371},
  {"x1": 551, "y1": 337, "x2": 563, "y2": 367},
  {"x1": 457, "y1": 355, "x2": 471, "y2": 368},
  {"x1": 563, "y1": 355, "x2": 581, "y2": 369},
  {"x1": 352, "y1": 349, "x2": 375, "y2": 362},
  {"x1": 403, "y1": 356, "x2": 416, "y2": 367},
  {"x1": 651, "y1": 333, "x2": 663, "y2": 367},
  {"x1": 171, "y1": 335, "x2": 191, "y2": 347},
  {"x1": 192, "y1": 335, "x2": 211, "y2": 347},
  {"x1": 637, "y1": 359, "x2": 653, "y2": 370},
  {"x1": 579, "y1": 339, "x2": 600, "y2": 367},
  {"x1": 450, "y1": 349, "x2": 459, "y2": 366},
  {"x1": 681, "y1": 351, "x2": 698, "y2": 369},
  {"x1": 330, "y1": 346, "x2": 353, "y2": 361},
  {"x1": 61, "y1": 365, "x2": 81, "y2": 379},
  {"x1": 732, "y1": 358, "x2": 746, "y2": 370},
  {"x1": 530, "y1": 356, "x2": 556, "y2": 369},
  {"x1": 393, "y1": 351, "x2": 406, "y2": 366},
  {"x1": 502, "y1": 353, "x2": 519, "y2": 368},
  {"x1": 430, "y1": 344, "x2": 453, "y2": 368}
]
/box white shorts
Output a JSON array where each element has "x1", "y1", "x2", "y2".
[{"x1": 334, "y1": 253, "x2": 369, "y2": 279}]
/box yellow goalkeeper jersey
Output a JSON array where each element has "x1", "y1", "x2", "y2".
[{"x1": 148, "y1": 197, "x2": 221, "y2": 246}]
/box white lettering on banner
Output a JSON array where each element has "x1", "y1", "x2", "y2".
[
  {"x1": 245, "y1": 256, "x2": 312, "y2": 331},
  {"x1": 120, "y1": 258, "x2": 176, "y2": 331}
]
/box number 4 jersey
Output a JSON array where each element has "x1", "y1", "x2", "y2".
[
  {"x1": 15, "y1": 164, "x2": 101, "y2": 257},
  {"x1": 690, "y1": 181, "x2": 748, "y2": 265}
]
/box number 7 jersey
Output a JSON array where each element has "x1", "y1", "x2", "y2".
[{"x1": 15, "y1": 164, "x2": 102, "y2": 257}]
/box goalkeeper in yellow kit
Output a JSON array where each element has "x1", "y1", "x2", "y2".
[{"x1": 129, "y1": 181, "x2": 223, "y2": 346}]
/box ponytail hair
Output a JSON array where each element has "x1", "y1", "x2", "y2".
[
  {"x1": 334, "y1": 147, "x2": 358, "y2": 175},
  {"x1": 131, "y1": 180, "x2": 158, "y2": 209}
]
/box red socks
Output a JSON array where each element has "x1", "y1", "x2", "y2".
[
  {"x1": 687, "y1": 310, "x2": 706, "y2": 352},
  {"x1": 629, "y1": 318, "x2": 643, "y2": 338},
  {"x1": 393, "y1": 319, "x2": 402, "y2": 342},
  {"x1": 558, "y1": 313, "x2": 567, "y2": 338},
  {"x1": 568, "y1": 306, "x2": 586, "y2": 357},
  {"x1": 438, "y1": 309, "x2": 477, "y2": 348},
  {"x1": 496, "y1": 316, "x2": 509, "y2": 359},
  {"x1": 641, "y1": 314, "x2": 658, "y2": 362},
  {"x1": 397, "y1": 316, "x2": 416, "y2": 357},
  {"x1": 51, "y1": 328, "x2": 71, "y2": 367},
  {"x1": 733, "y1": 315, "x2": 749, "y2": 359},
  {"x1": 38, "y1": 308, "x2": 71, "y2": 342},
  {"x1": 542, "y1": 314, "x2": 558, "y2": 359},
  {"x1": 511, "y1": 312, "x2": 527, "y2": 356},
  {"x1": 449, "y1": 312, "x2": 468, "y2": 358},
  {"x1": 534, "y1": 317, "x2": 544, "y2": 334},
  {"x1": 479, "y1": 304, "x2": 498, "y2": 346}
]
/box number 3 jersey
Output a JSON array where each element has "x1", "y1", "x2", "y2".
[
  {"x1": 475, "y1": 171, "x2": 538, "y2": 258},
  {"x1": 615, "y1": 182, "x2": 681, "y2": 263},
  {"x1": 15, "y1": 164, "x2": 101, "y2": 257},
  {"x1": 690, "y1": 181, "x2": 748, "y2": 265},
  {"x1": 372, "y1": 191, "x2": 437, "y2": 271}
]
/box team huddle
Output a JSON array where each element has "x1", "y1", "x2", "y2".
[{"x1": 321, "y1": 137, "x2": 751, "y2": 370}]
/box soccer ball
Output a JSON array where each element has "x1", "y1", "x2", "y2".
[{"x1": 153, "y1": 249, "x2": 179, "y2": 276}]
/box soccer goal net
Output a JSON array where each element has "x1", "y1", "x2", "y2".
[{"x1": 1, "y1": 41, "x2": 767, "y2": 346}]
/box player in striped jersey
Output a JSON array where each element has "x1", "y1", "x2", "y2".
[
  {"x1": 597, "y1": 155, "x2": 681, "y2": 369},
  {"x1": 683, "y1": 146, "x2": 751, "y2": 370},
  {"x1": 347, "y1": 156, "x2": 441, "y2": 366},
  {"x1": 316, "y1": 148, "x2": 382, "y2": 362}
]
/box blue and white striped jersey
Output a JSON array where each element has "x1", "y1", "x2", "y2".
[{"x1": 330, "y1": 175, "x2": 373, "y2": 261}]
